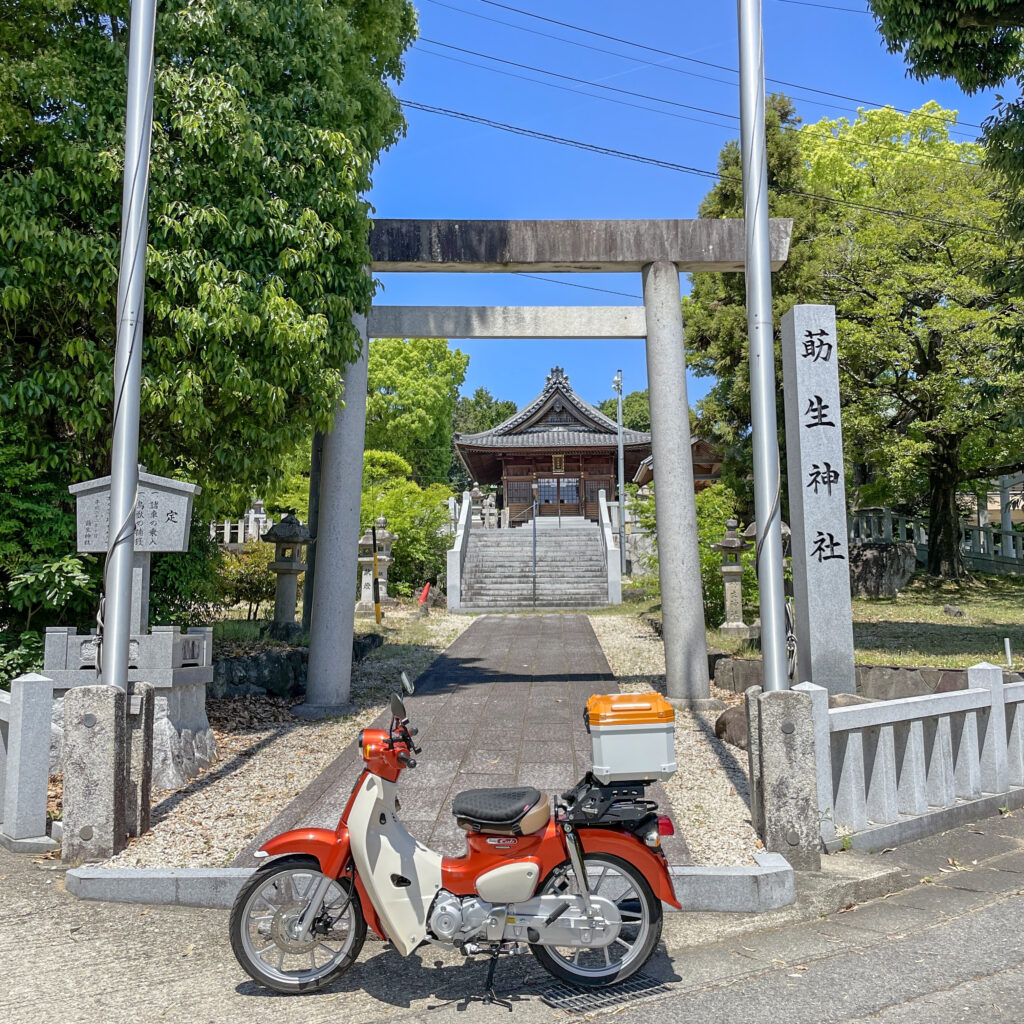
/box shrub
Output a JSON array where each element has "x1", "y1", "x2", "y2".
[{"x1": 218, "y1": 542, "x2": 277, "y2": 620}]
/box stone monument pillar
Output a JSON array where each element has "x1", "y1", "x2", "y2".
[{"x1": 781, "y1": 304, "x2": 856, "y2": 695}]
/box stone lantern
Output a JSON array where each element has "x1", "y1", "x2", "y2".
[
  {"x1": 470, "y1": 484, "x2": 484, "y2": 525},
  {"x1": 357, "y1": 516, "x2": 398, "y2": 612},
  {"x1": 712, "y1": 519, "x2": 758, "y2": 639},
  {"x1": 262, "y1": 514, "x2": 310, "y2": 630}
]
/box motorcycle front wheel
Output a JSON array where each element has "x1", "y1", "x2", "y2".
[
  {"x1": 530, "y1": 852, "x2": 663, "y2": 988},
  {"x1": 229, "y1": 854, "x2": 365, "y2": 993}
]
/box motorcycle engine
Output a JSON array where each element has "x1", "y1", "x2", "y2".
[{"x1": 428, "y1": 892, "x2": 492, "y2": 943}]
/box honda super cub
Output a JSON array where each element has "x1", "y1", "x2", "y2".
[{"x1": 229, "y1": 676, "x2": 680, "y2": 1001}]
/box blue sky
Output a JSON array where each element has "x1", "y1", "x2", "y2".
[{"x1": 367, "y1": 1, "x2": 999, "y2": 412}]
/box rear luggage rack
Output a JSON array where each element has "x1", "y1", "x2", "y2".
[{"x1": 560, "y1": 773, "x2": 659, "y2": 829}]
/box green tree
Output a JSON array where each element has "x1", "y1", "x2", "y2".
[
  {"x1": 219, "y1": 542, "x2": 276, "y2": 620},
  {"x1": 451, "y1": 387, "x2": 517, "y2": 487},
  {"x1": 868, "y1": 2, "x2": 1024, "y2": 289},
  {"x1": 597, "y1": 390, "x2": 651, "y2": 432},
  {"x1": 684, "y1": 93, "x2": 820, "y2": 504},
  {"x1": 360, "y1": 450, "x2": 451, "y2": 590},
  {"x1": 365, "y1": 338, "x2": 469, "y2": 485},
  {"x1": 686, "y1": 100, "x2": 1024, "y2": 578},
  {"x1": 802, "y1": 104, "x2": 1024, "y2": 577},
  {"x1": 0, "y1": 0, "x2": 416, "y2": 523}
]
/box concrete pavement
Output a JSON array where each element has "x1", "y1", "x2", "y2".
[{"x1": 5, "y1": 809, "x2": 1024, "y2": 1024}]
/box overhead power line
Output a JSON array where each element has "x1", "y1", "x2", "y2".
[
  {"x1": 423, "y1": 0, "x2": 982, "y2": 134},
  {"x1": 415, "y1": 38, "x2": 979, "y2": 168},
  {"x1": 775, "y1": 0, "x2": 869, "y2": 12},
  {"x1": 399, "y1": 99, "x2": 1002, "y2": 238},
  {"x1": 415, "y1": 42, "x2": 737, "y2": 131}
]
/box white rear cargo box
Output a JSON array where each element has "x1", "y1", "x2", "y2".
[{"x1": 585, "y1": 693, "x2": 676, "y2": 783}]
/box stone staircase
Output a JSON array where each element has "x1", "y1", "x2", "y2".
[{"x1": 460, "y1": 517, "x2": 610, "y2": 611}]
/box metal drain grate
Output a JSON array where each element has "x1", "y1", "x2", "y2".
[{"x1": 540, "y1": 972, "x2": 671, "y2": 1014}]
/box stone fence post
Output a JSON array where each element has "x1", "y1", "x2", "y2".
[
  {"x1": 751, "y1": 687, "x2": 821, "y2": 870},
  {"x1": 0, "y1": 673, "x2": 57, "y2": 852},
  {"x1": 62, "y1": 685, "x2": 126, "y2": 863}
]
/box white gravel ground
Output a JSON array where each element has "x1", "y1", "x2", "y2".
[
  {"x1": 102, "y1": 610, "x2": 471, "y2": 869},
  {"x1": 98, "y1": 609, "x2": 756, "y2": 869},
  {"x1": 587, "y1": 612, "x2": 762, "y2": 866}
]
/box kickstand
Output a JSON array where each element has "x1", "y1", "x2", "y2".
[{"x1": 481, "y1": 948, "x2": 512, "y2": 1012}]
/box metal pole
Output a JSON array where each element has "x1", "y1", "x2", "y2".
[
  {"x1": 371, "y1": 522, "x2": 382, "y2": 624},
  {"x1": 103, "y1": 0, "x2": 158, "y2": 689},
  {"x1": 613, "y1": 370, "x2": 628, "y2": 575},
  {"x1": 301, "y1": 430, "x2": 323, "y2": 633},
  {"x1": 532, "y1": 501, "x2": 537, "y2": 608},
  {"x1": 738, "y1": 0, "x2": 788, "y2": 691}
]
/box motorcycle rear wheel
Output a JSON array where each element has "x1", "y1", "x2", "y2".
[
  {"x1": 229, "y1": 854, "x2": 365, "y2": 993},
  {"x1": 530, "y1": 852, "x2": 662, "y2": 988}
]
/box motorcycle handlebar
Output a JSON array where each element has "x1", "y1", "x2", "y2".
[{"x1": 398, "y1": 750, "x2": 417, "y2": 769}]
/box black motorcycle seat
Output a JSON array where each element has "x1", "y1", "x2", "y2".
[{"x1": 451, "y1": 786, "x2": 549, "y2": 835}]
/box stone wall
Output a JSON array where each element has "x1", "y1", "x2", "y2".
[
  {"x1": 208, "y1": 633, "x2": 383, "y2": 700},
  {"x1": 713, "y1": 655, "x2": 1022, "y2": 699}
]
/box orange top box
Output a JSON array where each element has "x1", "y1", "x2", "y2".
[{"x1": 586, "y1": 693, "x2": 674, "y2": 728}]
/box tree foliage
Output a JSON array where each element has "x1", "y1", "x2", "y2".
[
  {"x1": 360, "y1": 450, "x2": 451, "y2": 591},
  {"x1": 365, "y1": 338, "x2": 468, "y2": 486},
  {"x1": 450, "y1": 386, "x2": 517, "y2": 488},
  {"x1": 685, "y1": 99, "x2": 1024, "y2": 578},
  {"x1": 1, "y1": 0, "x2": 416, "y2": 518},
  {"x1": 868, "y1": 2, "x2": 1024, "y2": 290},
  {"x1": 218, "y1": 541, "x2": 276, "y2": 620},
  {"x1": 597, "y1": 390, "x2": 651, "y2": 432}
]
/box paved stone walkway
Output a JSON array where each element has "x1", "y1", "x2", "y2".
[{"x1": 234, "y1": 613, "x2": 688, "y2": 865}]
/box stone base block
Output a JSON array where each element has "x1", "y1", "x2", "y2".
[
  {"x1": 718, "y1": 622, "x2": 760, "y2": 640},
  {"x1": 667, "y1": 697, "x2": 726, "y2": 712},
  {"x1": 0, "y1": 830, "x2": 58, "y2": 854}
]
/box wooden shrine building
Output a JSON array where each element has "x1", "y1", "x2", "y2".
[{"x1": 454, "y1": 367, "x2": 652, "y2": 523}]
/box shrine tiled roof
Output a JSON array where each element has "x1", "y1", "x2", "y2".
[{"x1": 454, "y1": 367, "x2": 651, "y2": 450}]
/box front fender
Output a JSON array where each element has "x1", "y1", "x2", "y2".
[
  {"x1": 579, "y1": 828, "x2": 681, "y2": 909},
  {"x1": 259, "y1": 827, "x2": 351, "y2": 879}
]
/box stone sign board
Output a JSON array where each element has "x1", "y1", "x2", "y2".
[
  {"x1": 69, "y1": 470, "x2": 201, "y2": 553},
  {"x1": 781, "y1": 304, "x2": 856, "y2": 695}
]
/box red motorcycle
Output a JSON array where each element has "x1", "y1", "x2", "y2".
[{"x1": 229, "y1": 678, "x2": 679, "y2": 1004}]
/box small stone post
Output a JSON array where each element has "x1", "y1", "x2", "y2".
[
  {"x1": 62, "y1": 685, "x2": 126, "y2": 863},
  {"x1": 969, "y1": 662, "x2": 1009, "y2": 795},
  {"x1": 781, "y1": 305, "x2": 855, "y2": 695},
  {"x1": 756, "y1": 688, "x2": 821, "y2": 870},
  {"x1": 125, "y1": 681, "x2": 154, "y2": 837},
  {"x1": 712, "y1": 520, "x2": 757, "y2": 639}
]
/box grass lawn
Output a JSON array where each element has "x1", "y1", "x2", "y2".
[{"x1": 625, "y1": 574, "x2": 1024, "y2": 671}]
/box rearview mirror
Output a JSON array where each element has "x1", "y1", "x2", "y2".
[
  {"x1": 390, "y1": 692, "x2": 407, "y2": 720},
  {"x1": 400, "y1": 671, "x2": 414, "y2": 696}
]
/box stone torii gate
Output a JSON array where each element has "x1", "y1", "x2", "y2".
[{"x1": 298, "y1": 218, "x2": 791, "y2": 717}]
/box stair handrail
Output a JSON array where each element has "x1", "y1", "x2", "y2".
[
  {"x1": 446, "y1": 491, "x2": 473, "y2": 612},
  {"x1": 597, "y1": 489, "x2": 622, "y2": 605}
]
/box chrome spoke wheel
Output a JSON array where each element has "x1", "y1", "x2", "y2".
[
  {"x1": 531, "y1": 852, "x2": 662, "y2": 986},
  {"x1": 230, "y1": 856, "x2": 365, "y2": 993}
]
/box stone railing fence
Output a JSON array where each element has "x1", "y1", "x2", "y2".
[
  {"x1": 797, "y1": 663, "x2": 1024, "y2": 852},
  {"x1": 445, "y1": 492, "x2": 473, "y2": 613},
  {"x1": 0, "y1": 673, "x2": 56, "y2": 853},
  {"x1": 848, "y1": 509, "x2": 1024, "y2": 575},
  {"x1": 209, "y1": 509, "x2": 274, "y2": 548},
  {"x1": 597, "y1": 489, "x2": 622, "y2": 605}
]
